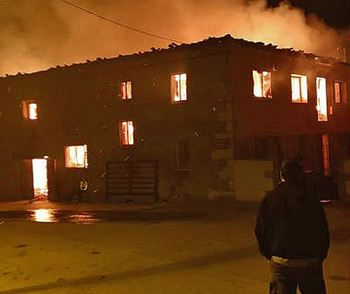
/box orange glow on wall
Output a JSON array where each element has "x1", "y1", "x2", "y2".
[
  {"x1": 316, "y1": 77, "x2": 328, "y2": 121},
  {"x1": 32, "y1": 159, "x2": 48, "y2": 200},
  {"x1": 291, "y1": 74, "x2": 307, "y2": 103},
  {"x1": 253, "y1": 70, "x2": 272, "y2": 98},
  {"x1": 120, "y1": 81, "x2": 132, "y2": 100},
  {"x1": 65, "y1": 145, "x2": 88, "y2": 168},
  {"x1": 171, "y1": 73, "x2": 187, "y2": 102},
  {"x1": 120, "y1": 121, "x2": 134, "y2": 145}
]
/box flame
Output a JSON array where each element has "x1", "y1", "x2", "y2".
[{"x1": 316, "y1": 77, "x2": 328, "y2": 121}]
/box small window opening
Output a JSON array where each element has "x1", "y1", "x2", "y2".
[
  {"x1": 291, "y1": 74, "x2": 308, "y2": 103},
  {"x1": 176, "y1": 141, "x2": 190, "y2": 170},
  {"x1": 65, "y1": 145, "x2": 88, "y2": 168},
  {"x1": 171, "y1": 73, "x2": 187, "y2": 103},
  {"x1": 334, "y1": 81, "x2": 347, "y2": 104},
  {"x1": 253, "y1": 70, "x2": 272, "y2": 98},
  {"x1": 22, "y1": 100, "x2": 38, "y2": 120},
  {"x1": 316, "y1": 77, "x2": 328, "y2": 121},
  {"x1": 120, "y1": 121, "x2": 134, "y2": 145},
  {"x1": 120, "y1": 81, "x2": 132, "y2": 100},
  {"x1": 322, "y1": 135, "x2": 330, "y2": 176}
]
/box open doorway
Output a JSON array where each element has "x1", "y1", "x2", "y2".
[{"x1": 32, "y1": 158, "x2": 48, "y2": 201}]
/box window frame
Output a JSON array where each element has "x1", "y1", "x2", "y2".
[
  {"x1": 119, "y1": 81, "x2": 132, "y2": 100},
  {"x1": 22, "y1": 100, "x2": 39, "y2": 121},
  {"x1": 334, "y1": 80, "x2": 347, "y2": 105},
  {"x1": 119, "y1": 120, "x2": 135, "y2": 146},
  {"x1": 252, "y1": 70, "x2": 272, "y2": 99},
  {"x1": 291, "y1": 74, "x2": 308, "y2": 103},
  {"x1": 64, "y1": 144, "x2": 88, "y2": 169},
  {"x1": 170, "y1": 73, "x2": 187, "y2": 104}
]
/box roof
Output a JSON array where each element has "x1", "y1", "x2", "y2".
[{"x1": 2, "y1": 34, "x2": 348, "y2": 79}]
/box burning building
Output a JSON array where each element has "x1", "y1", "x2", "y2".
[{"x1": 0, "y1": 35, "x2": 349, "y2": 203}]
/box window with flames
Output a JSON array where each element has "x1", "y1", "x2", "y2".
[
  {"x1": 22, "y1": 100, "x2": 38, "y2": 120},
  {"x1": 316, "y1": 77, "x2": 328, "y2": 122},
  {"x1": 171, "y1": 73, "x2": 187, "y2": 103},
  {"x1": 291, "y1": 74, "x2": 308, "y2": 103},
  {"x1": 119, "y1": 81, "x2": 132, "y2": 100},
  {"x1": 119, "y1": 121, "x2": 134, "y2": 146},
  {"x1": 252, "y1": 70, "x2": 272, "y2": 99},
  {"x1": 65, "y1": 145, "x2": 88, "y2": 168}
]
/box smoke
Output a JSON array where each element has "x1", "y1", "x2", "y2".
[{"x1": 0, "y1": 0, "x2": 348, "y2": 76}]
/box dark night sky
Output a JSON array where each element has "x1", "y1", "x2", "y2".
[{"x1": 267, "y1": 0, "x2": 350, "y2": 29}]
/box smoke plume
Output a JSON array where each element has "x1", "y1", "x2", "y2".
[{"x1": 0, "y1": 0, "x2": 348, "y2": 76}]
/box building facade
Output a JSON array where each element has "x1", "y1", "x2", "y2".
[{"x1": 0, "y1": 35, "x2": 349, "y2": 203}]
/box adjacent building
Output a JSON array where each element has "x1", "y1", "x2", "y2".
[{"x1": 0, "y1": 35, "x2": 349, "y2": 203}]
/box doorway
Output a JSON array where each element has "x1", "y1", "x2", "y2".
[{"x1": 32, "y1": 158, "x2": 48, "y2": 201}]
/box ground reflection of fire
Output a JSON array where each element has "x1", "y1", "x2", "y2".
[{"x1": 31, "y1": 209, "x2": 56, "y2": 223}]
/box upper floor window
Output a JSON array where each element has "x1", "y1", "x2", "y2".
[
  {"x1": 171, "y1": 73, "x2": 187, "y2": 103},
  {"x1": 65, "y1": 145, "x2": 88, "y2": 168},
  {"x1": 252, "y1": 70, "x2": 272, "y2": 99},
  {"x1": 334, "y1": 81, "x2": 347, "y2": 104},
  {"x1": 119, "y1": 120, "x2": 134, "y2": 145},
  {"x1": 316, "y1": 77, "x2": 328, "y2": 121},
  {"x1": 291, "y1": 74, "x2": 308, "y2": 103},
  {"x1": 119, "y1": 81, "x2": 132, "y2": 100},
  {"x1": 22, "y1": 100, "x2": 38, "y2": 120}
]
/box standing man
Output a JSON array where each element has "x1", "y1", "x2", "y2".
[{"x1": 255, "y1": 159, "x2": 330, "y2": 294}]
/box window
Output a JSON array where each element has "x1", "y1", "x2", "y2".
[
  {"x1": 291, "y1": 74, "x2": 308, "y2": 103},
  {"x1": 316, "y1": 77, "x2": 328, "y2": 122},
  {"x1": 252, "y1": 70, "x2": 272, "y2": 98},
  {"x1": 22, "y1": 100, "x2": 38, "y2": 120},
  {"x1": 176, "y1": 141, "x2": 190, "y2": 170},
  {"x1": 119, "y1": 81, "x2": 132, "y2": 100},
  {"x1": 119, "y1": 121, "x2": 134, "y2": 145},
  {"x1": 65, "y1": 145, "x2": 88, "y2": 168},
  {"x1": 334, "y1": 81, "x2": 347, "y2": 104},
  {"x1": 322, "y1": 135, "x2": 330, "y2": 176},
  {"x1": 171, "y1": 73, "x2": 187, "y2": 103}
]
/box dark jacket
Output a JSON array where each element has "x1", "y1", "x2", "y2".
[{"x1": 255, "y1": 181, "x2": 330, "y2": 260}]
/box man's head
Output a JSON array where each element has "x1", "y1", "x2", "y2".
[{"x1": 280, "y1": 158, "x2": 302, "y2": 183}]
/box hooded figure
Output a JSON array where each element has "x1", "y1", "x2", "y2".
[{"x1": 255, "y1": 158, "x2": 329, "y2": 294}]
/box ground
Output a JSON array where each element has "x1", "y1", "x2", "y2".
[{"x1": 0, "y1": 200, "x2": 348, "y2": 294}]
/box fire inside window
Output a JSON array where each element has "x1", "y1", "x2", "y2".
[
  {"x1": 22, "y1": 100, "x2": 38, "y2": 120},
  {"x1": 316, "y1": 77, "x2": 328, "y2": 122},
  {"x1": 65, "y1": 145, "x2": 88, "y2": 168},
  {"x1": 291, "y1": 74, "x2": 308, "y2": 103},
  {"x1": 120, "y1": 121, "x2": 134, "y2": 145},
  {"x1": 252, "y1": 70, "x2": 272, "y2": 98},
  {"x1": 171, "y1": 73, "x2": 187, "y2": 103},
  {"x1": 120, "y1": 81, "x2": 132, "y2": 100}
]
